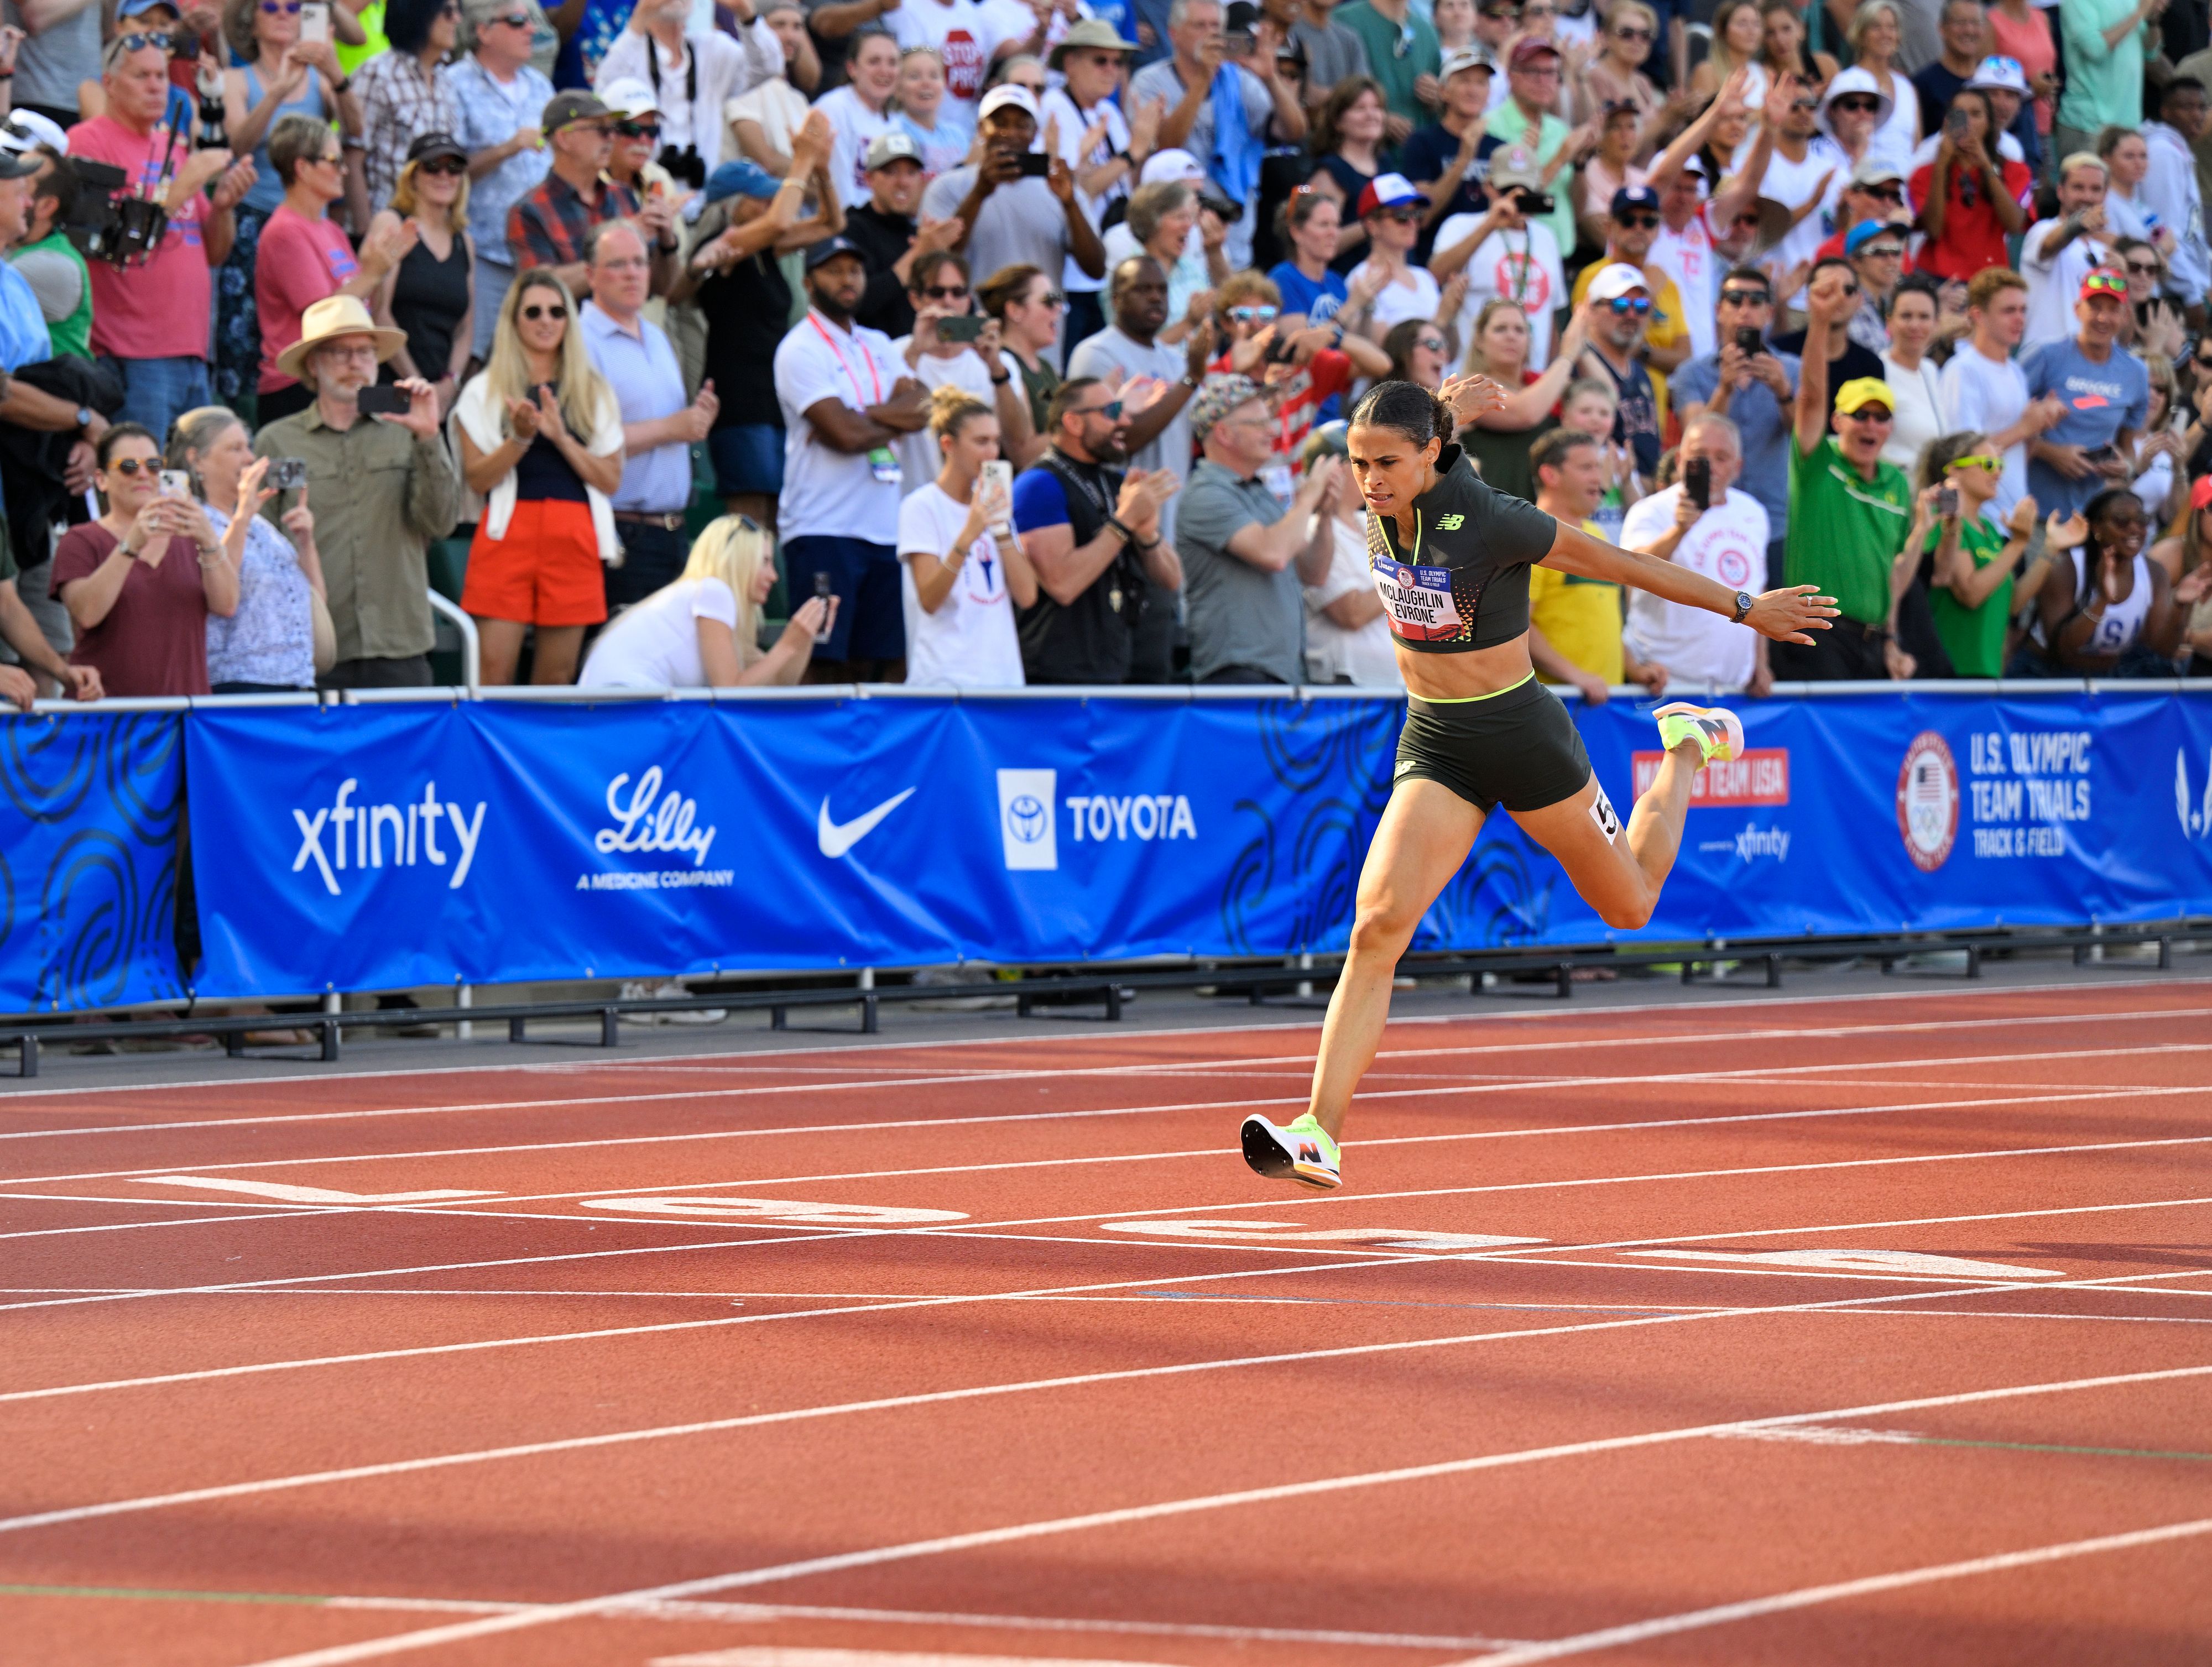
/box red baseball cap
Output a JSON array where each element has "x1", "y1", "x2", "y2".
[
  {"x1": 2193, "y1": 473, "x2": 2212, "y2": 513},
  {"x1": 1508, "y1": 35, "x2": 1562, "y2": 68},
  {"x1": 2079, "y1": 266, "x2": 2130, "y2": 301}
]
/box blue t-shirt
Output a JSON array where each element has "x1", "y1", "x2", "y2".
[
  {"x1": 1011, "y1": 468, "x2": 1073, "y2": 534},
  {"x1": 1268, "y1": 261, "x2": 1349, "y2": 422},
  {"x1": 2022, "y1": 337, "x2": 2151, "y2": 518},
  {"x1": 0, "y1": 263, "x2": 50, "y2": 373},
  {"x1": 1671, "y1": 347, "x2": 1802, "y2": 540}
]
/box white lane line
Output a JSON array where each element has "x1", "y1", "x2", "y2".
[
  {"x1": 4, "y1": 1258, "x2": 2203, "y2": 1532},
  {"x1": 13, "y1": 1039, "x2": 2205, "y2": 1192},
  {"x1": 225, "y1": 1363, "x2": 2212, "y2": 1667},
  {"x1": 0, "y1": 974, "x2": 2193, "y2": 1107},
  {"x1": 1449, "y1": 1517, "x2": 2212, "y2": 1665},
  {"x1": 5, "y1": 993, "x2": 2203, "y2": 1149}
]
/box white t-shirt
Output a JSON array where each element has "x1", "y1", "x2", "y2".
[
  {"x1": 890, "y1": 0, "x2": 1018, "y2": 133},
  {"x1": 1042, "y1": 86, "x2": 1129, "y2": 296},
  {"x1": 1649, "y1": 205, "x2": 1718, "y2": 362},
  {"x1": 816, "y1": 84, "x2": 897, "y2": 207},
  {"x1": 2021, "y1": 219, "x2": 2114, "y2": 354},
  {"x1": 579, "y1": 576, "x2": 742, "y2": 688},
  {"x1": 726, "y1": 76, "x2": 809, "y2": 166},
  {"x1": 1879, "y1": 350, "x2": 1945, "y2": 479},
  {"x1": 1619, "y1": 484, "x2": 1766, "y2": 692},
  {"x1": 1744, "y1": 135, "x2": 1846, "y2": 303},
  {"x1": 1349, "y1": 259, "x2": 1442, "y2": 336},
  {"x1": 1938, "y1": 339, "x2": 2032, "y2": 519},
  {"x1": 775, "y1": 308, "x2": 910, "y2": 541},
  {"x1": 1303, "y1": 516, "x2": 1402, "y2": 687},
  {"x1": 886, "y1": 340, "x2": 1006, "y2": 499},
  {"x1": 1434, "y1": 214, "x2": 1565, "y2": 368},
  {"x1": 896, "y1": 480, "x2": 1027, "y2": 686}
]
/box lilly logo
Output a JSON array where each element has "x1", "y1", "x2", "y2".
[
  {"x1": 596, "y1": 767, "x2": 717, "y2": 867},
  {"x1": 2177, "y1": 750, "x2": 2212, "y2": 838},
  {"x1": 291, "y1": 778, "x2": 486, "y2": 896}
]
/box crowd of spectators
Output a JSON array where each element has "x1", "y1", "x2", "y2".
[{"x1": 2, "y1": 0, "x2": 2210, "y2": 706}]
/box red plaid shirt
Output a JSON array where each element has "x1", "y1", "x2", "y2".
[{"x1": 505, "y1": 173, "x2": 644, "y2": 270}]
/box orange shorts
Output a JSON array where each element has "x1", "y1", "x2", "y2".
[{"x1": 461, "y1": 498, "x2": 607, "y2": 628}]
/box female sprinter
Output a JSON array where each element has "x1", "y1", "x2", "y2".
[{"x1": 1241, "y1": 377, "x2": 1838, "y2": 1189}]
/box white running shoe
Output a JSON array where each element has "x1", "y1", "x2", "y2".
[{"x1": 1240, "y1": 1112, "x2": 1342, "y2": 1190}]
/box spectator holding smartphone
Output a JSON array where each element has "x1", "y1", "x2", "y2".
[
  {"x1": 1911, "y1": 88, "x2": 2031, "y2": 285},
  {"x1": 455, "y1": 268, "x2": 627, "y2": 685},
  {"x1": 1620, "y1": 411, "x2": 1771, "y2": 696},
  {"x1": 171, "y1": 405, "x2": 331, "y2": 692},
  {"x1": 888, "y1": 252, "x2": 1037, "y2": 500},
  {"x1": 253, "y1": 295, "x2": 458, "y2": 688},
  {"x1": 579, "y1": 513, "x2": 830, "y2": 688},
  {"x1": 924, "y1": 85, "x2": 1106, "y2": 315},
  {"x1": 51, "y1": 422, "x2": 241, "y2": 697},
  {"x1": 896, "y1": 384, "x2": 1036, "y2": 687}
]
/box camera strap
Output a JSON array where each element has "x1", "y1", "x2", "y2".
[{"x1": 644, "y1": 38, "x2": 699, "y2": 126}]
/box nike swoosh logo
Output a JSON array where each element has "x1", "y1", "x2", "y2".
[{"x1": 817, "y1": 788, "x2": 916, "y2": 859}]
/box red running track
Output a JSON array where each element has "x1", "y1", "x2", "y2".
[{"x1": 2, "y1": 977, "x2": 2211, "y2": 1666}]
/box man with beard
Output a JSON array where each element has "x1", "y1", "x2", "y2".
[
  {"x1": 1067, "y1": 255, "x2": 1214, "y2": 512},
  {"x1": 773, "y1": 236, "x2": 931, "y2": 678},
  {"x1": 923, "y1": 85, "x2": 1104, "y2": 323},
  {"x1": 1568, "y1": 184, "x2": 1691, "y2": 373},
  {"x1": 1008, "y1": 374, "x2": 1183, "y2": 683},
  {"x1": 843, "y1": 129, "x2": 968, "y2": 339}
]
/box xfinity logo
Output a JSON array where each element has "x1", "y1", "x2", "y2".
[
  {"x1": 291, "y1": 779, "x2": 486, "y2": 896},
  {"x1": 1733, "y1": 823, "x2": 1790, "y2": 863}
]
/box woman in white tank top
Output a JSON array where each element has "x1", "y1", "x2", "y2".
[{"x1": 2032, "y1": 488, "x2": 2187, "y2": 676}]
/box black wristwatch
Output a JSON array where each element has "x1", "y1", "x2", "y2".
[{"x1": 1730, "y1": 590, "x2": 1754, "y2": 623}]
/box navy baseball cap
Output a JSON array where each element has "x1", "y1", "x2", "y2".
[
  {"x1": 1610, "y1": 184, "x2": 1662, "y2": 219},
  {"x1": 804, "y1": 236, "x2": 866, "y2": 273}
]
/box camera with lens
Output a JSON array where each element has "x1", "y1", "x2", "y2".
[
  {"x1": 61, "y1": 158, "x2": 172, "y2": 268},
  {"x1": 656, "y1": 142, "x2": 706, "y2": 190},
  {"x1": 1512, "y1": 187, "x2": 1556, "y2": 216}
]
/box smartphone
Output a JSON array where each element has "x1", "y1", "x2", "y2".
[
  {"x1": 1224, "y1": 28, "x2": 1256, "y2": 55},
  {"x1": 936, "y1": 314, "x2": 985, "y2": 343},
  {"x1": 354, "y1": 384, "x2": 411, "y2": 416},
  {"x1": 1734, "y1": 326, "x2": 1764, "y2": 356},
  {"x1": 1933, "y1": 484, "x2": 1959, "y2": 517},
  {"x1": 1945, "y1": 106, "x2": 1970, "y2": 140},
  {"x1": 1018, "y1": 150, "x2": 1052, "y2": 179},
  {"x1": 812, "y1": 571, "x2": 835, "y2": 643},
  {"x1": 267, "y1": 456, "x2": 309, "y2": 491},
  {"x1": 980, "y1": 459, "x2": 1014, "y2": 535},
  {"x1": 158, "y1": 468, "x2": 190, "y2": 498},
  {"x1": 2081, "y1": 443, "x2": 2120, "y2": 466},
  {"x1": 1513, "y1": 188, "x2": 1556, "y2": 216},
  {"x1": 299, "y1": 1, "x2": 328, "y2": 41},
  {"x1": 1683, "y1": 456, "x2": 1711, "y2": 511}
]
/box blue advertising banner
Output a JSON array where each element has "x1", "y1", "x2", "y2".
[
  {"x1": 182, "y1": 689, "x2": 2212, "y2": 997},
  {"x1": 0, "y1": 712, "x2": 185, "y2": 1010}
]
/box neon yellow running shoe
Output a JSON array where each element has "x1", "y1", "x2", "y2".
[
  {"x1": 1241, "y1": 1111, "x2": 1343, "y2": 1190},
  {"x1": 1653, "y1": 702, "x2": 1745, "y2": 765}
]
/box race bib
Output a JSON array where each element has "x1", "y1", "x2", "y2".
[{"x1": 1370, "y1": 555, "x2": 1460, "y2": 642}]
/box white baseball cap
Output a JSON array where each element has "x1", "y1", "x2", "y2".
[
  {"x1": 0, "y1": 109, "x2": 67, "y2": 155},
  {"x1": 1584, "y1": 262, "x2": 1651, "y2": 303},
  {"x1": 1140, "y1": 147, "x2": 1208, "y2": 186},
  {"x1": 978, "y1": 83, "x2": 1040, "y2": 123},
  {"x1": 598, "y1": 76, "x2": 660, "y2": 119}
]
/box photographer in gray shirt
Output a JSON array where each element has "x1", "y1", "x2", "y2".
[{"x1": 1174, "y1": 373, "x2": 1344, "y2": 683}]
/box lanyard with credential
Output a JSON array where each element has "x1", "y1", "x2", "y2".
[{"x1": 807, "y1": 310, "x2": 884, "y2": 410}]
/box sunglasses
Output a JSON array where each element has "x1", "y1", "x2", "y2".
[
  {"x1": 1613, "y1": 24, "x2": 1651, "y2": 39},
  {"x1": 1605, "y1": 295, "x2": 1652, "y2": 315},
  {"x1": 1075, "y1": 400, "x2": 1125, "y2": 420},
  {"x1": 2126, "y1": 260, "x2": 2161, "y2": 277},
  {"x1": 1730, "y1": 211, "x2": 1761, "y2": 229},
  {"x1": 489, "y1": 9, "x2": 530, "y2": 23},
  {"x1": 2082, "y1": 272, "x2": 2128, "y2": 296},
  {"x1": 1040, "y1": 290, "x2": 1066, "y2": 306},
  {"x1": 1860, "y1": 184, "x2": 1905, "y2": 202},
  {"x1": 1790, "y1": 98, "x2": 1819, "y2": 112},
  {"x1": 117, "y1": 30, "x2": 174, "y2": 51},
  {"x1": 1841, "y1": 406, "x2": 1893, "y2": 423},
  {"x1": 1416, "y1": 335, "x2": 1448, "y2": 353},
  {"x1": 614, "y1": 120, "x2": 661, "y2": 138},
  {"x1": 1832, "y1": 96, "x2": 1880, "y2": 114},
  {"x1": 1719, "y1": 289, "x2": 1770, "y2": 306},
  {"x1": 1860, "y1": 244, "x2": 1905, "y2": 259},
  {"x1": 1380, "y1": 205, "x2": 1424, "y2": 222},
  {"x1": 1943, "y1": 453, "x2": 2001, "y2": 474},
  {"x1": 920, "y1": 284, "x2": 968, "y2": 301},
  {"x1": 260, "y1": 0, "x2": 301, "y2": 11},
  {"x1": 106, "y1": 457, "x2": 160, "y2": 475},
  {"x1": 1616, "y1": 213, "x2": 1659, "y2": 230},
  {"x1": 520, "y1": 302, "x2": 567, "y2": 321},
  {"x1": 1229, "y1": 305, "x2": 1279, "y2": 322},
  {"x1": 418, "y1": 155, "x2": 466, "y2": 175}
]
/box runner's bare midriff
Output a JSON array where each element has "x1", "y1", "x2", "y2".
[{"x1": 1395, "y1": 634, "x2": 1536, "y2": 701}]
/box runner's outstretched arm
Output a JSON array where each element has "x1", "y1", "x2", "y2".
[{"x1": 1540, "y1": 520, "x2": 1838, "y2": 644}]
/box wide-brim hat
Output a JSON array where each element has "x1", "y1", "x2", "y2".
[
  {"x1": 1048, "y1": 17, "x2": 1135, "y2": 70},
  {"x1": 277, "y1": 294, "x2": 406, "y2": 384},
  {"x1": 1818, "y1": 66, "x2": 1895, "y2": 137},
  {"x1": 1742, "y1": 195, "x2": 1794, "y2": 253}
]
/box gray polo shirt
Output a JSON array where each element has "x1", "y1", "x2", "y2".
[
  {"x1": 920, "y1": 171, "x2": 1074, "y2": 300},
  {"x1": 1291, "y1": 18, "x2": 1370, "y2": 101},
  {"x1": 1175, "y1": 458, "x2": 1305, "y2": 684}
]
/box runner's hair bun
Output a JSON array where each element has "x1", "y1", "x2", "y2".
[{"x1": 1349, "y1": 379, "x2": 1453, "y2": 448}]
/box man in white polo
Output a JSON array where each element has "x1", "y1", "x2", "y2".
[{"x1": 1619, "y1": 411, "x2": 1772, "y2": 696}]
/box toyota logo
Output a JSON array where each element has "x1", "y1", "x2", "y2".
[{"x1": 1005, "y1": 793, "x2": 1048, "y2": 842}]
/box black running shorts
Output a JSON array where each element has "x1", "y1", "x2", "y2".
[{"x1": 1393, "y1": 675, "x2": 1594, "y2": 815}]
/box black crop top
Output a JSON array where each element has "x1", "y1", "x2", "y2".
[{"x1": 1364, "y1": 445, "x2": 1561, "y2": 653}]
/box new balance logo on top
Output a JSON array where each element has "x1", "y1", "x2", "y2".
[{"x1": 1435, "y1": 513, "x2": 1465, "y2": 531}]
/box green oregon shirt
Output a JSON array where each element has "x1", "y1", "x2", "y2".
[
  {"x1": 1927, "y1": 514, "x2": 2012, "y2": 678},
  {"x1": 1785, "y1": 436, "x2": 1911, "y2": 627}
]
